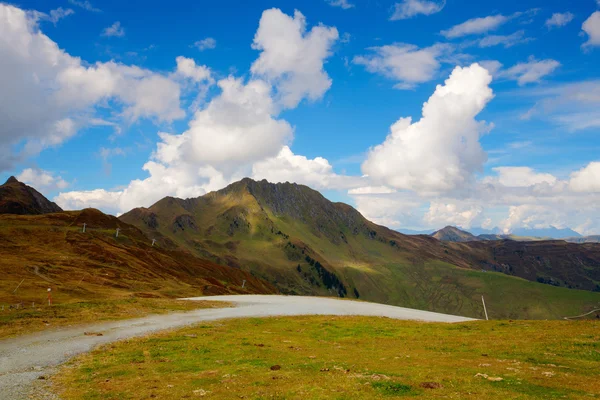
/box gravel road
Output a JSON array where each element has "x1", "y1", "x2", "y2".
[{"x1": 0, "y1": 295, "x2": 474, "y2": 399}]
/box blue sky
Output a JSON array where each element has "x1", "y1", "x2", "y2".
[{"x1": 2, "y1": 0, "x2": 600, "y2": 234}]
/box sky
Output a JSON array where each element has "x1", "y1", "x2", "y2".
[{"x1": 1, "y1": 0, "x2": 600, "y2": 234}]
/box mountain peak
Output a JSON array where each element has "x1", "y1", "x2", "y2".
[
  {"x1": 431, "y1": 226, "x2": 480, "y2": 243},
  {"x1": 0, "y1": 176, "x2": 63, "y2": 215},
  {"x1": 4, "y1": 176, "x2": 19, "y2": 185}
]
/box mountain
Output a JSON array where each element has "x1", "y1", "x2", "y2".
[
  {"x1": 121, "y1": 178, "x2": 600, "y2": 320},
  {"x1": 0, "y1": 207, "x2": 275, "y2": 305},
  {"x1": 0, "y1": 176, "x2": 62, "y2": 215},
  {"x1": 431, "y1": 226, "x2": 481, "y2": 242}
]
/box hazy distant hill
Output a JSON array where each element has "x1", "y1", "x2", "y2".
[
  {"x1": 431, "y1": 226, "x2": 481, "y2": 242},
  {"x1": 0, "y1": 176, "x2": 62, "y2": 215},
  {"x1": 121, "y1": 178, "x2": 600, "y2": 319}
]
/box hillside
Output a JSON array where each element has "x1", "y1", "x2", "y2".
[
  {"x1": 0, "y1": 208, "x2": 276, "y2": 307},
  {"x1": 431, "y1": 226, "x2": 481, "y2": 242},
  {"x1": 121, "y1": 178, "x2": 600, "y2": 319},
  {"x1": 0, "y1": 176, "x2": 62, "y2": 215}
]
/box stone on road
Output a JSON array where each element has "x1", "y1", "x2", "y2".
[{"x1": 0, "y1": 295, "x2": 474, "y2": 399}]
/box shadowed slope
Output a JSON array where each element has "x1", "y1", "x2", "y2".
[{"x1": 0, "y1": 176, "x2": 62, "y2": 215}]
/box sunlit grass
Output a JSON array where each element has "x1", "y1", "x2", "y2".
[{"x1": 55, "y1": 316, "x2": 600, "y2": 399}]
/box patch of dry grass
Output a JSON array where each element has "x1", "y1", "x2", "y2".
[
  {"x1": 0, "y1": 298, "x2": 227, "y2": 339},
  {"x1": 54, "y1": 316, "x2": 600, "y2": 399}
]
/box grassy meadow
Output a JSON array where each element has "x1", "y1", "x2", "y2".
[{"x1": 54, "y1": 316, "x2": 600, "y2": 399}]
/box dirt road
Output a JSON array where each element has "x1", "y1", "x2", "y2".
[{"x1": 0, "y1": 295, "x2": 474, "y2": 399}]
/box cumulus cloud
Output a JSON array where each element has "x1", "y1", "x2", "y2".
[
  {"x1": 102, "y1": 21, "x2": 124, "y2": 37},
  {"x1": 390, "y1": 0, "x2": 445, "y2": 20},
  {"x1": 500, "y1": 57, "x2": 560, "y2": 85},
  {"x1": 175, "y1": 56, "x2": 213, "y2": 83},
  {"x1": 353, "y1": 43, "x2": 453, "y2": 89},
  {"x1": 582, "y1": 11, "x2": 600, "y2": 48},
  {"x1": 193, "y1": 37, "x2": 216, "y2": 51},
  {"x1": 424, "y1": 200, "x2": 483, "y2": 228},
  {"x1": 362, "y1": 63, "x2": 493, "y2": 193},
  {"x1": 252, "y1": 146, "x2": 363, "y2": 190},
  {"x1": 569, "y1": 162, "x2": 600, "y2": 192},
  {"x1": 490, "y1": 167, "x2": 557, "y2": 187},
  {"x1": 17, "y1": 168, "x2": 69, "y2": 192},
  {"x1": 351, "y1": 193, "x2": 423, "y2": 228},
  {"x1": 545, "y1": 12, "x2": 574, "y2": 29},
  {"x1": 441, "y1": 15, "x2": 509, "y2": 38},
  {"x1": 0, "y1": 3, "x2": 187, "y2": 170},
  {"x1": 56, "y1": 8, "x2": 346, "y2": 215},
  {"x1": 326, "y1": 0, "x2": 354, "y2": 9},
  {"x1": 251, "y1": 8, "x2": 339, "y2": 109},
  {"x1": 348, "y1": 186, "x2": 397, "y2": 195}
]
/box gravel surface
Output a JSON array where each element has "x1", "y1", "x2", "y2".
[{"x1": 0, "y1": 295, "x2": 474, "y2": 399}]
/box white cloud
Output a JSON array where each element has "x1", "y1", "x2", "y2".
[
  {"x1": 68, "y1": 0, "x2": 101, "y2": 12},
  {"x1": 0, "y1": 3, "x2": 188, "y2": 170},
  {"x1": 351, "y1": 193, "x2": 423, "y2": 228},
  {"x1": 478, "y1": 60, "x2": 503, "y2": 76},
  {"x1": 424, "y1": 200, "x2": 483, "y2": 228},
  {"x1": 500, "y1": 57, "x2": 560, "y2": 85},
  {"x1": 251, "y1": 8, "x2": 339, "y2": 109},
  {"x1": 175, "y1": 56, "x2": 213, "y2": 83},
  {"x1": 193, "y1": 37, "x2": 216, "y2": 51},
  {"x1": 17, "y1": 168, "x2": 69, "y2": 191},
  {"x1": 102, "y1": 21, "x2": 125, "y2": 37},
  {"x1": 362, "y1": 63, "x2": 493, "y2": 193},
  {"x1": 326, "y1": 0, "x2": 354, "y2": 10},
  {"x1": 582, "y1": 11, "x2": 600, "y2": 48},
  {"x1": 348, "y1": 186, "x2": 397, "y2": 195},
  {"x1": 390, "y1": 0, "x2": 445, "y2": 20},
  {"x1": 477, "y1": 30, "x2": 532, "y2": 48},
  {"x1": 36, "y1": 7, "x2": 74, "y2": 25},
  {"x1": 569, "y1": 162, "x2": 600, "y2": 192},
  {"x1": 545, "y1": 12, "x2": 574, "y2": 29},
  {"x1": 159, "y1": 77, "x2": 293, "y2": 172},
  {"x1": 490, "y1": 167, "x2": 557, "y2": 187},
  {"x1": 353, "y1": 43, "x2": 452, "y2": 89},
  {"x1": 252, "y1": 146, "x2": 362, "y2": 190},
  {"x1": 519, "y1": 80, "x2": 600, "y2": 131},
  {"x1": 56, "y1": 9, "x2": 344, "y2": 215},
  {"x1": 441, "y1": 15, "x2": 509, "y2": 38}
]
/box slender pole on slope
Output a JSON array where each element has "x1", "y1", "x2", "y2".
[
  {"x1": 82, "y1": 223, "x2": 86, "y2": 233},
  {"x1": 12, "y1": 279, "x2": 25, "y2": 294},
  {"x1": 242, "y1": 280, "x2": 246, "y2": 289},
  {"x1": 115, "y1": 228, "x2": 120, "y2": 238},
  {"x1": 482, "y1": 295, "x2": 489, "y2": 320}
]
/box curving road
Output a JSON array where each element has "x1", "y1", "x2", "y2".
[{"x1": 0, "y1": 295, "x2": 474, "y2": 399}]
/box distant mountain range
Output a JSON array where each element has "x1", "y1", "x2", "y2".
[
  {"x1": 2, "y1": 176, "x2": 600, "y2": 319},
  {"x1": 403, "y1": 225, "x2": 583, "y2": 240},
  {"x1": 430, "y1": 225, "x2": 599, "y2": 244}
]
